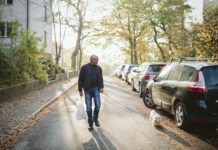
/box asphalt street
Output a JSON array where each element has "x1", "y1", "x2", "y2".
[{"x1": 13, "y1": 77, "x2": 217, "y2": 150}]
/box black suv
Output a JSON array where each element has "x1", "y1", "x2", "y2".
[{"x1": 143, "y1": 58, "x2": 218, "y2": 128}]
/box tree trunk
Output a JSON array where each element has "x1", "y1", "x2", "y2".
[
  {"x1": 49, "y1": 0, "x2": 59, "y2": 64},
  {"x1": 129, "y1": 39, "x2": 134, "y2": 64},
  {"x1": 78, "y1": 47, "x2": 83, "y2": 70},
  {"x1": 133, "y1": 45, "x2": 137, "y2": 64},
  {"x1": 71, "y1": 10, "x2": 83, "y2": 72},
  {"x1": 153, "y1": 25, "x2": 166, "y2": 62}
]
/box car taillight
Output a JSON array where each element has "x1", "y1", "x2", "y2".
[
  {"x1": 187, "y1": 86, "x2": 206, "y2": 93},
  {"x1": 145, "y1": 73, "x2": 150, "y2": 80},
  {"x1": 187, "y1": 70, "x2": 206, "y2": 93}
]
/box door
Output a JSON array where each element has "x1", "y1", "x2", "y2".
[
  {"x1": 160, "y1": 65, "x2": 183, "y2": 111},
  {"x1": 152, "y1": 64, "x2": 173, "y2": 107},
  {"x1": 135, "y1": 64, "x2": 147, "y2": 91}
]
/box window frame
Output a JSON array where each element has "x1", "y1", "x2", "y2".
[
  {"x1": 0, "y1": 22, "x2": 12, "y2": 38},
  {"x1": 0, "y1": 0, "x2": 13, "y2": 5},
  {"x1": 0, "y1": 22, "x2": 6, "y2": 37},
  {"x1": 44, "y1": 5, "x2": 47, "y2": 22},
  {"x1": 167, "y1": 64, "x2": 183, "y2": 81},
  {"x1": 156, "y1": 64, "x2": 174, "y2": 81},
  {"x1": 6, "y1": 0, "x2": 13, "y2": 4},
  {"x1": 179, "y1": 65, "x2": 198, "y2": 82}
]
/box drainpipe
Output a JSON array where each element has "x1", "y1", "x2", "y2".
[{"x1": 27, "y1": 0, "x2": 29, "y2": 31}]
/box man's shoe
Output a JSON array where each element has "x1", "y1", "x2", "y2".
[
  {"x1": 88, "y1": 125, "x2": 93, "y2": 131},
  {"x1": 88, "y1": 124, "x2": 94, "y2": 131},
  {"x1": 94, "y1": 120, "x2": 100, "y2": 127}
]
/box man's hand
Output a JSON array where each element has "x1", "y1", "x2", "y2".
[
  {"x1": 79, "y1": 92, "x2": 83, "y2": 97},
  {"x1": 100, "y1": 88, "x2": 103, "y2": 93}
]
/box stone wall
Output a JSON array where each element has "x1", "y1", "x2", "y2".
[{"x1": 0, "y1": 72, "x2": 76, "y2": 101}]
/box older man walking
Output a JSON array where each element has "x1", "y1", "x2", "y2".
[{"x1": 78, "y1": 55, "x2": 104, "y2": 130}]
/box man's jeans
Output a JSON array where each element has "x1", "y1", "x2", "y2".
[{"x1": 84, "y1": 87, "x2": 101, "y2": 126}]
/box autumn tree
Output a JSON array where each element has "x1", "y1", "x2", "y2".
[
  {"x1": 143, "y1": 0, "x2": 192, "y2": 61},
  {"x1": 100, "y1": 0, "x2": 148, "y2": 64},
  {"x1": 192, "y1": 6, "x2": 218, "y2": 58}
]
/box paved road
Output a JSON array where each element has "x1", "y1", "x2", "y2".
[{"x1": 13, "y1": 77, "x2": 216, "y2": 150}]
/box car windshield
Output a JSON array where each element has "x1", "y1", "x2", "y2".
[
  {"x1": 121, "y1": 65, "x2": 125, "y2": 71},
  {"x1": 202, "y1": 66, "x2": 218, "y2": 86},
  {"x1": 148, "y1": 65, "x2": 165, "y2": 74}
]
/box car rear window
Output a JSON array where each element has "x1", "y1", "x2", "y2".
[
  {"x1": 148, "y1": 65, "x2": 165, "y2": 74},
  {"x1": 202, "y1": 66, "x2": 218, "y2": 86}
]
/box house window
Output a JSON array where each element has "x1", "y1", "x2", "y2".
[
  {"x1": 0, "y1": 22, "x2": 5, "y2": 36},
  {"x1": 0, "y1": 22, "x2": 12, "y2": 37},
  {"x1": 44, "y1": 5, "x2": 47, "y2": 22},
  {"x1": 44, "y1": 31, "x2": 47, "y2": 46},
  {"x1": 0, "y1": 0, "x2": 13, "y2": 4},
  {"x1": 6, "y1": 0, "x2": 13, "y2": 4}
]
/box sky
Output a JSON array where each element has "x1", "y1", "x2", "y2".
[
  {"x1": 187, "y1": 0, "x2": 203, "y2": 24},
  {"x1": 55, "y1": 0, "x2": 204, "y2": 66}
]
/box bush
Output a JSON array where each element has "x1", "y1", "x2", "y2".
[
  {"x1": 39, "y1": 58, "x2": 61, "y2": 80},
  {"x1": 36, "y1": 69, "x2": 48, "y2": 84},
  {"x1": 0, "y1": 22, "x2": 51, "y2": 86},
  {"x1": 14, "y1": 31, "x2": 46, "y2": 82},
  {"x1": 0, "y1": 49, "x2": 19, "y2": 86}
]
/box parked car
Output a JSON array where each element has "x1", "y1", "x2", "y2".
[
  {"x1": 117, "y1": 64, "x2": 126, "y2": 78},
  {"x1": 113, "y1": 65, "x2": 123, "y2": 76},
  {"x1": 121, "y1": 64, "x2": 138, "y2": 81},
  {"x1": 132, "y1": 62, "x2": 165, "y2": 97},
  {"x1": 127, "y1": 66, "x2": 139, "y2": 84},
  {"x1": 143, "y1": 57, "x2": 218, "y2": 129}
]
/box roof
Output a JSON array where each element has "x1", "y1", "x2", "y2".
[
  {"x1": 171, "y1": 62, "x2": 218, "y2": 70},
  {"x1": 141, "y1": 62, "x2": 166, "y2": 66}
]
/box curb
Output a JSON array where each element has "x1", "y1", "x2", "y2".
[{"x1": 2, "y1": 79, "x2": 77, "y2": 138}]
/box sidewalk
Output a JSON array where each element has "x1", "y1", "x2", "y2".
[{"x1": 0, "y1": 78, "x2": 77, "y2": 139}]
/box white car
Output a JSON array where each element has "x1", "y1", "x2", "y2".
[
  {"x1": 127, "y1": 67, "x2": 139, "y2": 84},
  {"x1": 122, "y1": 64, "x2": 139, "y2": 81}
]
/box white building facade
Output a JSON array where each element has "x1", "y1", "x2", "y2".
[{"x1": 0, "y1": 0, "x2": 52, "y2": 56}]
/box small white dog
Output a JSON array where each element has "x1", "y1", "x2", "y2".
[{"x1": 149, "y1": 110, "x2": 161, "y2": 127}]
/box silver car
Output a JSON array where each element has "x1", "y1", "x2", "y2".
[
  {"x1": 121, "y1": 64, "x2": 138, "y2": 81},
  {"x1": 132, "y1": 62, "x2": 166, "y2": 97},
  {"x1": 127, "y1": 67, "x2": 139, "y2": 84}
]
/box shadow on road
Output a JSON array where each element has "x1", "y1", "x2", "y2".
[
  {"x1": 157, "y1": 126, "x2": 191, "y2": 147},
  {"x1": 155, "y1": 108, "x2": 218, "y2": 147},
  {"x1": 83, "y1": 128, "x2": 117, "y2": 150}
]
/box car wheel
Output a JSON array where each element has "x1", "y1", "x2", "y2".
[
  {"x1": 132, "y1": 80, "x2": 136, "y2": 91},
  {"x1": 143, "y1": 90, "x2": 155, "y2": 108},
  {"x1": 174, "y1": 102, "x2": 189, "y2": 129}
]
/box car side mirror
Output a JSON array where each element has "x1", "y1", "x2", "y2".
[
  {"x1": 153, "y1": 76, "x2": 160, "y2": 82},
  {"x1": 153, "y1": 76, "x2": 157, "y2": 82}
]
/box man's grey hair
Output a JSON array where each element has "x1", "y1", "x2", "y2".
[{"x1": 90, "y1": 55, "x2": 98, "y2": 60}]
